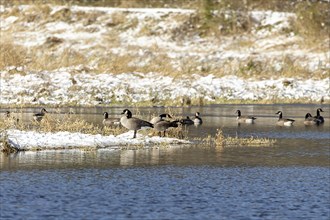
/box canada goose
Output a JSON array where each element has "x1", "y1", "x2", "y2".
[
  {"x1": 103, "y1": 112, "x2": 120, "y2": 127},
  {"x1": 275, "y1": 111, "x2": 295, "y2": 126},
  {"x1": 304, "y1": 113, "x2": 321, "y2": 126},
  {"x1": 150, "y1": 113, "x2": 172, "y2": 125},
  {"x1": 33, "y1": 108, "x2": 48, "y2": 122},
  {"x1": 194, "y1": 112, "x2": 203, "y2": 125},
  {"x1": 120, "y1": 109, "x2": 153, "y2": 138},
  {"x1": 314, "y1": 108, "x2": 324, "y2": 124},
  {"x1": 180, "y1": 116, "x2": 194, "y2": 126},
  {"x1": 154, "y1": 120, "x2": 179, "y2": 137},
  {"x1": 235, "y1": 110, "x2": 256, "y2": 124}
]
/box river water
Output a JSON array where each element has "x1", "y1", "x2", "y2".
[{"x1": 1, "y1": 104, "x2": 329, "y2": 219}]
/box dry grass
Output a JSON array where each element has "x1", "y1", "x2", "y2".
[
  {"x1": 0, "y1": 37, "x2": 28, "y2": 70},
  {"x1": 30, "y1": 113, "x2": 126, "y2": 136},
  {"x1": 0, "y1": 1, "x2": 327, "y2": 81},
  {"x1": 225, "y1": 136, "x2": 276, "y2": 147},
  {"x1": 191, "y1": 0, "x2": 329, "y2": 41},
  {"x1": 292, "y1": 2, "x2": 329, "y2": 41},
  {"x1": 212, "y1": 128, "x2": 275, "y2": 147},
  {"x1": 28, "y1": 47, "x2": 87, "y2": 71},
  {"x1": 0, "y1": 112, "x2": 125, "y2": 136},
  {"x1": 0, "y1": 131, "x2": 19, "y2": 153}
]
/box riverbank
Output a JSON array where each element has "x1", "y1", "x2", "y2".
[{"x1": 1, "y1": 70, "x2": 329, "y2": 107}]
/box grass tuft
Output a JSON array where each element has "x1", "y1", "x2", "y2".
[
  {"x1": 211, "y1": 128, "x2": 275, "y2": 147},
  {"x1": 0, "y1": 131, "x2": 18, "y2": 153}
]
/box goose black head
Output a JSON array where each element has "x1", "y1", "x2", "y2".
[
  {"x1": 121, "y1": 109, "x2": 132, "y2": 118},
  {"x1": 305, "y1": 113, "x2": 312, "y2": 119},
  {"x1": 275, "y1": 111, "x2": 282, "y2": 115},
  {"x1": 103, "y1": 112, "x2": 109, "y2": 118}
]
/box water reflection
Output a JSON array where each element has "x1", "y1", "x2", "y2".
[{"x1": 1, "y1": 141, "x2": 329, "y2": 171}]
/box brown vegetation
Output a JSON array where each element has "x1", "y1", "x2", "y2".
[{"x1": 0, "y1": 1, "x2": 328, "y2": 81}]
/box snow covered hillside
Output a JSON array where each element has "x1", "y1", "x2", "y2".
[{"x1": 0, "y1": 4, "x2": 329, "y2": 105}]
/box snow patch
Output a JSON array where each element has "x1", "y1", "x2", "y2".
[
  {"x1": 1, "y1": 71, "x2": 329, "y2": 105},
  {"x1": 3, "y1": 129, "x2": 190, "y2": 151}
]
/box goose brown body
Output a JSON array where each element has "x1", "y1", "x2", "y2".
[
  {"x1": 33, "y1": 108, "x2": 48, "y2": 122},
  {"x1": 276, "y1": 111, "x2": 295, "y2": 126},
  {"x1": 236, "y1": 110, "x2": 256, "y2": 124},
  {"x1": 150, "y1": 114, "x2": 172, "y2": 125},
  {"x1": 154, "y1": 120, "x2": 179, "y2": 137},
  {"x1": 120, "y1": 109, "x2": 153, "y2": 138},
  {"x1": 304, "y1": 113, "x2": 321, "y2": 126},
  {"x1": 180, "y1": 116, "x2": 194, "y2": 126},
  {"x1": 102, "y1": 112, "x2": 120, "y2": 127}
]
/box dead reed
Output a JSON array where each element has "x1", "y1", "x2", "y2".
[{"x1": 204, "y1": 128, "x2": 276, "y2": 147}]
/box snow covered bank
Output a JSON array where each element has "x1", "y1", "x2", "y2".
[
  {"x1": 1, "y1": 129, "x2": 190, "y2": 151},
  {"x1": 0, "y1": 70, "x2": 329, "y2": 106}
]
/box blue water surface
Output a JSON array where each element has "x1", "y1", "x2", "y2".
[{"x1": 1, "y1": 166, "x2": 329, "y2": 220}]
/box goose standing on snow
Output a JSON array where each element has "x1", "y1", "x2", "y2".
[
  {"x1": 102, "y1": 112, "x2": 120, "y2": 127},
  {"x1": 120, "y1": 109, "x2": 153, "y2": 138},
  {"x1": 313, "y1": 108, "x2": 325, "y2": 124},
  {"x1": 193, "y1": 112, "x2": 203, "y2": 125},
  {"x1": 275, "y1": 111, "x2": 295, "y2": 126},
  {"x1": 33, "y1": 108, "x2": 48, "y2": 122},
  {"x1": 304, "y1": 113, "x2": 321, "y2": 126},
  {"x1": 154, "y1": 120, "x2": 179, "y2": 137},
  {"x1": 150, "y1": 113, "x2": 172, "y2": 125},
  {"x1": 235, "y1": 110, "x2": 256, "y2": 124}
]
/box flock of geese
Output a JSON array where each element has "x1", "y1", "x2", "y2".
[
  {"x1": 104, "y1": 109, "x2": 203, "y2": 138},
  {"x1": 4, "y1": 107, "x2": 325, "y2": 139},
  {"x1": 105, "y1": 108, "x2": 325, "y2": 138}
]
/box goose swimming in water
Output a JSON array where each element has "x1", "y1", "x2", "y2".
[
  {"x1": 193, "y1": 112, "x2": 203, "y2": 125},
  {"x1": 180, "y1": 116, "x2": 194, "y2": 126},
  {"x1": 275, "y1": 111, "x2": 295, "y2": 126},
  {"x1": 304, "y1": 113, "x2": 321, "y2": 126},
  {"x1": 235, "y1": 110, "x2": 256, "y2": 124},
  {"x1": 313, "y1": 108, "x2": 324, "y2": 124}
]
